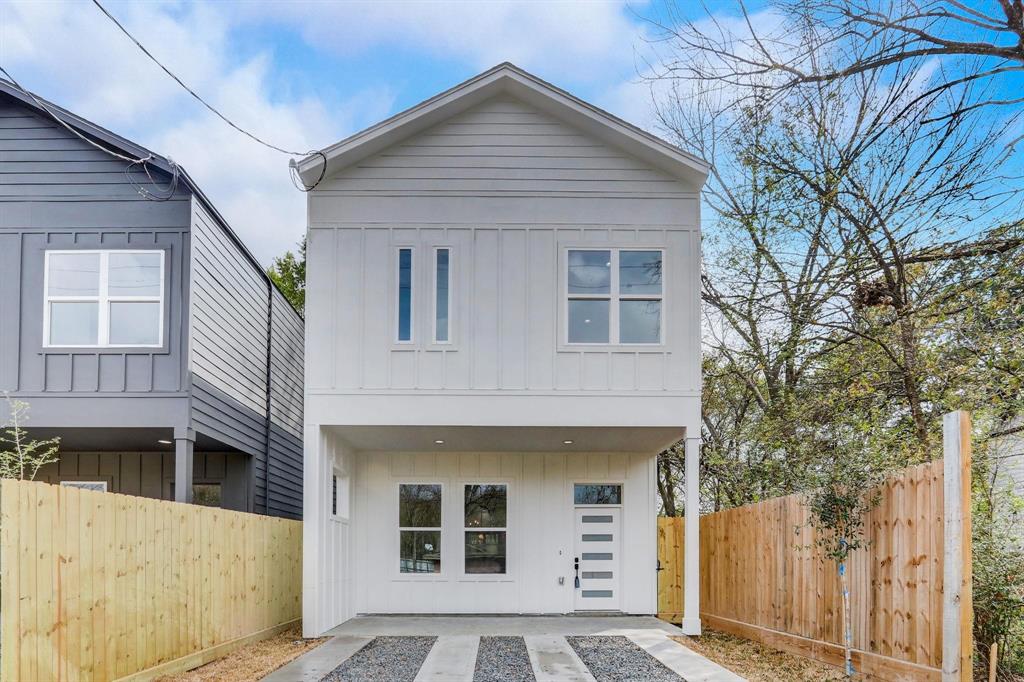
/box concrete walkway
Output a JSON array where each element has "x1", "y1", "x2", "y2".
[{"x1": 262, "y1": 616, "x2": 745, "y2": 682}]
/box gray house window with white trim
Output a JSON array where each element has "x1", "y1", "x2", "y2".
[
  {"x1": 44, "y1": 250, "x2": 164, "y2": 348},
  {"x1": 567, "y1": 249, "x2": 662, "y2": 345}
]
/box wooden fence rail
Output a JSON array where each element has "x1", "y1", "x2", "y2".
[
  {"x1": 0, "y1": 479, "x2": 302, "y2": 682},
  {"x1": 658, "y1": 453, "x2": 972, "y2": 681}
]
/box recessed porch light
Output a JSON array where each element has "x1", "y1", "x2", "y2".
[
  {"x1": 563, "y1": 440, "x2": 574, "y2": 445},
  {"x1": 434, "y1": 439, "x2": 445, "y2": 445},
  {"x1": 157, "y1": 439, "x2": 172, "y2": 445}
]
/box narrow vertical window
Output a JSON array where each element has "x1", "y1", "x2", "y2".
[
  {"x1": 434, "y1": 248, "x2": 450, "y2": 343},
  {"x1": 331, "y1": 473, "x2": 338, "y2": 516},
  {"x1": 397, "y1": 248, "x2": 413, "y2": 342}
]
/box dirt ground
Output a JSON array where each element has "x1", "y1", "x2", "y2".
[
  {"x1": 672, "y1": 630, "x2": 849, "y2": 682},
  {"x1": 158, "y1": 624, "x2": 327, "y2": 682}
]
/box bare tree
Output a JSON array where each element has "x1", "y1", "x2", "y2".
[{"x1": 647, "y1": 0, "x2": 1024, "y2": 121}]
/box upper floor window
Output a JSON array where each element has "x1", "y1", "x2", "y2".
[
  {"x1": 434, "y1": 247, "x2": 451, "y2": 344},
  {"x1": 44, "y1": 250, "x2": 164, "y2": 348},
  {"x1": 566, "y1": 249, "x2": 663, "y2": 345},
  {"x1": 396, "y1": 247, "x2": 413, "y2": 342}
]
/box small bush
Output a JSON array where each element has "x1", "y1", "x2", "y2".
[{"x1": 973, "y1": 487, "x2": 1024, "y2": 679}]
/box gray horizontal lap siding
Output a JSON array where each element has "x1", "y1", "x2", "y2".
[
  {"x1": 319, "y1": 96, "x2": 693, "y2": 196},
  {"x1": 189, "y1": 199, "x2": 268, "y2": 416},
  {"x1": 270, "y1": 289, "x2": 304, "y2": 439},
  {"x1": 0, "y1": 97, "x2": 190, "y2": 415},
  {"x1": 189, "y1": 198, "x2": 304, "y2": 518}
]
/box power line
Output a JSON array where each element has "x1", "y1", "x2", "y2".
[
  {"x1": 90, "y1": 0, "x2": 327, "y2": 192},
  {"x1": 0, "y1": 64, "x2": 180, "y2": 201}
]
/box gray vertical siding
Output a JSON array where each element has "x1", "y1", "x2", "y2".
[
  {"x1": 36, "y1": 450, "x2": 249, "y2": 511},
  {"x1": 0, "y1": 96, "x2": 191, "y2": 426}
]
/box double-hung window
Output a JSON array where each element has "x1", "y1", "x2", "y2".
[
  {"x1": 566, "y1": 248, "x2": 663, "y2": 345},
  {"x1": 464, "y1": 483, "x2": 507, "y2": 574},
  {"x1": 399, "y1": 484, "x2": 442, "y2": 573},
  {"x1": 44, "y1": 250, "x2": 164, "y2": 348}
]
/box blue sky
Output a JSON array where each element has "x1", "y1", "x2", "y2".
[
  {"x1": 1, "y1": 0, "x2": 702, "y2": 263},
  {"x1": 2, "y1": 1, "x2": 1017, "y2": 265}
]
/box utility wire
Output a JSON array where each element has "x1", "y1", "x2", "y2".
[
  {"x1": 0, "y1": 64, "x2": 180, "y2": 201},
  {"x1": 90, "y1": 0, "x2": 327, "y2": 191}
]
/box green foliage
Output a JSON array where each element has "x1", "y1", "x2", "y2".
[
  {"x1": 268, "y1": 237, "x2": 306, "y2": 317},
  {"x1": 973, "y1": 451, "x2": 1024, "y2": 677},
  {"x1": 804, "y1": 449, "x2": 887, "y2": 563},
  {"x1": 0, "y1": 394, "x2": 59, "y2": 480}
]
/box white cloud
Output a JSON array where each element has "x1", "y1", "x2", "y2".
[
  {"x1": 0, "y1": 0, "x2": 394, "y2": 264},
  {"x1": 243, "y1": 0, "x2": 650, "y2": 85},
  {"x1": 0, "y1": 0, "x2": 667, "y2": 262}
]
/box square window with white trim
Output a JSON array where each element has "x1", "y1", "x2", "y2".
[
  {"x1": 566, "y1": 249, "x2": 663, "y2": 345},
  {"x1": 464, "y1": 483, "x2": 507, "y2": 574},
  {"x1": 399, "y1": 483, "x2": 442, "y2": 573},
  {"x1": 44, "y1": 250, "x2": 164, "y2": 348}
]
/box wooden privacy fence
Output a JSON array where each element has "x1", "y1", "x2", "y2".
[
  {"x1": 0, "y1": 479, "x2": 302, "y2": 681},
  {"x1": 658, "y1": 444, "x2": 973, "y2": 681}
]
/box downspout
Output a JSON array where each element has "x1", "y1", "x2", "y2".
[{"x1": 263, "y1": 279, "x2": 273, "y2": 515}]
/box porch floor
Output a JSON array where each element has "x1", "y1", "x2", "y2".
[{"x1": 263, "y1": 616, "x2": 745, "y2": 681}]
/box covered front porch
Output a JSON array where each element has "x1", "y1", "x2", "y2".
[{"x1": 302, "y1": 423, "x2": 703, "y2": 637}]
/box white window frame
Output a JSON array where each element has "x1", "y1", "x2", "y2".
[
  {"x1": 571, "y1": 482, "x2": 624, "y2": 507},
  {"x1": 331, "y1": 468, "x2": 350, "y2": 521},
  {"x1": 43, "y1": 249, "x2": 165, "y2": 349},
  {"x1": 60, "y1": 480, "x2": 109, "y2": 493},
  {"x1": 397, "y1": 481, "x2": 444, "y2": 578},
  {"x1": 394, "y1": 246, "x2": 415, "y2": 344},
  {"x1": 432, "y1": 246, "x2": 453, "y2": 345},
  {"x1": 563, "y1": 247, "x2": 665, "y2": 346},
  {"x1": 461, "y1": 481, "x2": 509, "y2": 578}
]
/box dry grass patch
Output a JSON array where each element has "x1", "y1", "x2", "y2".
[
  {"x1": 158, "y1": 624, "x2": 327, "y2": 682},
  {"x1": 672, "y1": 630, "x2": 849, "y2": 682}
]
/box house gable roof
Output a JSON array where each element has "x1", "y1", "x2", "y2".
[
  {"x1": 296, "y1": 63, "x2": 710, "y2": 187},
  {"x1": 0, "y1": 79, "x2": 302, "y2": 318}
]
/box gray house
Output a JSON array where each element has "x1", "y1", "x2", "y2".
[{"x1": 0, "y1": 81, "x2": 304, "y2": 518}]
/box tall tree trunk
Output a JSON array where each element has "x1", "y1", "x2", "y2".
[{"x1": 657, "y1": 453, "x2": 678, "y2": 516}]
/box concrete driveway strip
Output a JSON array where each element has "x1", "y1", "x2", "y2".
[
  {"x1": 524, "y1": 635, "x2": 597, "y2": 682},
  {"x1": 626, "y1": 632, "x2": 747, "y2": 682},
  {"x1": 414, "y1": 635, "x2": 480, "y2": 681},
  {"x1": 261, "y1": 636, "x2": 372, "y2": 682}
]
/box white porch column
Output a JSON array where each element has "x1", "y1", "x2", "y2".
[
  {"x1": 173, "y1": 426, "x2": 195, "y2": 504},
  {"x1": 302, "y1": 422, "x2": 324, "y2": 638},
  {"x1": 682, "y1": 435, "x2": 701, "y2": 635}
]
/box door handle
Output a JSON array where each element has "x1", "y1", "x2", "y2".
[
  {"x1": 573, "y1": 556, "x2": 580, "y2": 589},
  {"x1": 656, "y1": 559, "x2": 664, "y2": 572}
]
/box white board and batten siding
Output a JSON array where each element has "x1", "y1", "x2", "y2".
[
  {"x1": 353, "y1": 450, "x2": 656, "y2": 615},
  {"x1": 305, "y1": 95, "x2": 702, "y2": 431},
  {"x1": 303, "y1": 68, "x2": 706, "y2": 634}
]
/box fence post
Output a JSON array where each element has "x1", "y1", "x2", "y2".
[{"x1": 942, "y1": 410, "x2": 973, "y2": 682}]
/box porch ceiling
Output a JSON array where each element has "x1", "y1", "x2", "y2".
[{"x1": 325, "y1": 425, "x2": 685, "y2": 454}]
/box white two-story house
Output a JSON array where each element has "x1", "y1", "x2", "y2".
[{"x1": 296, "y1": 64, "x2": 708, "y2": 637}]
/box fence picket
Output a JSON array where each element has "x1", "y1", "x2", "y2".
[
  {"x1": 0, "y1": 481, "x2": 302, "y2": 682},
  {"x1": 658, "y1": 459, "x2": 949, "y2": 680}
]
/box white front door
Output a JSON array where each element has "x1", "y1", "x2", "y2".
[{"x1": 573, "y1": 507, "x2": 621, "y2": 611}]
